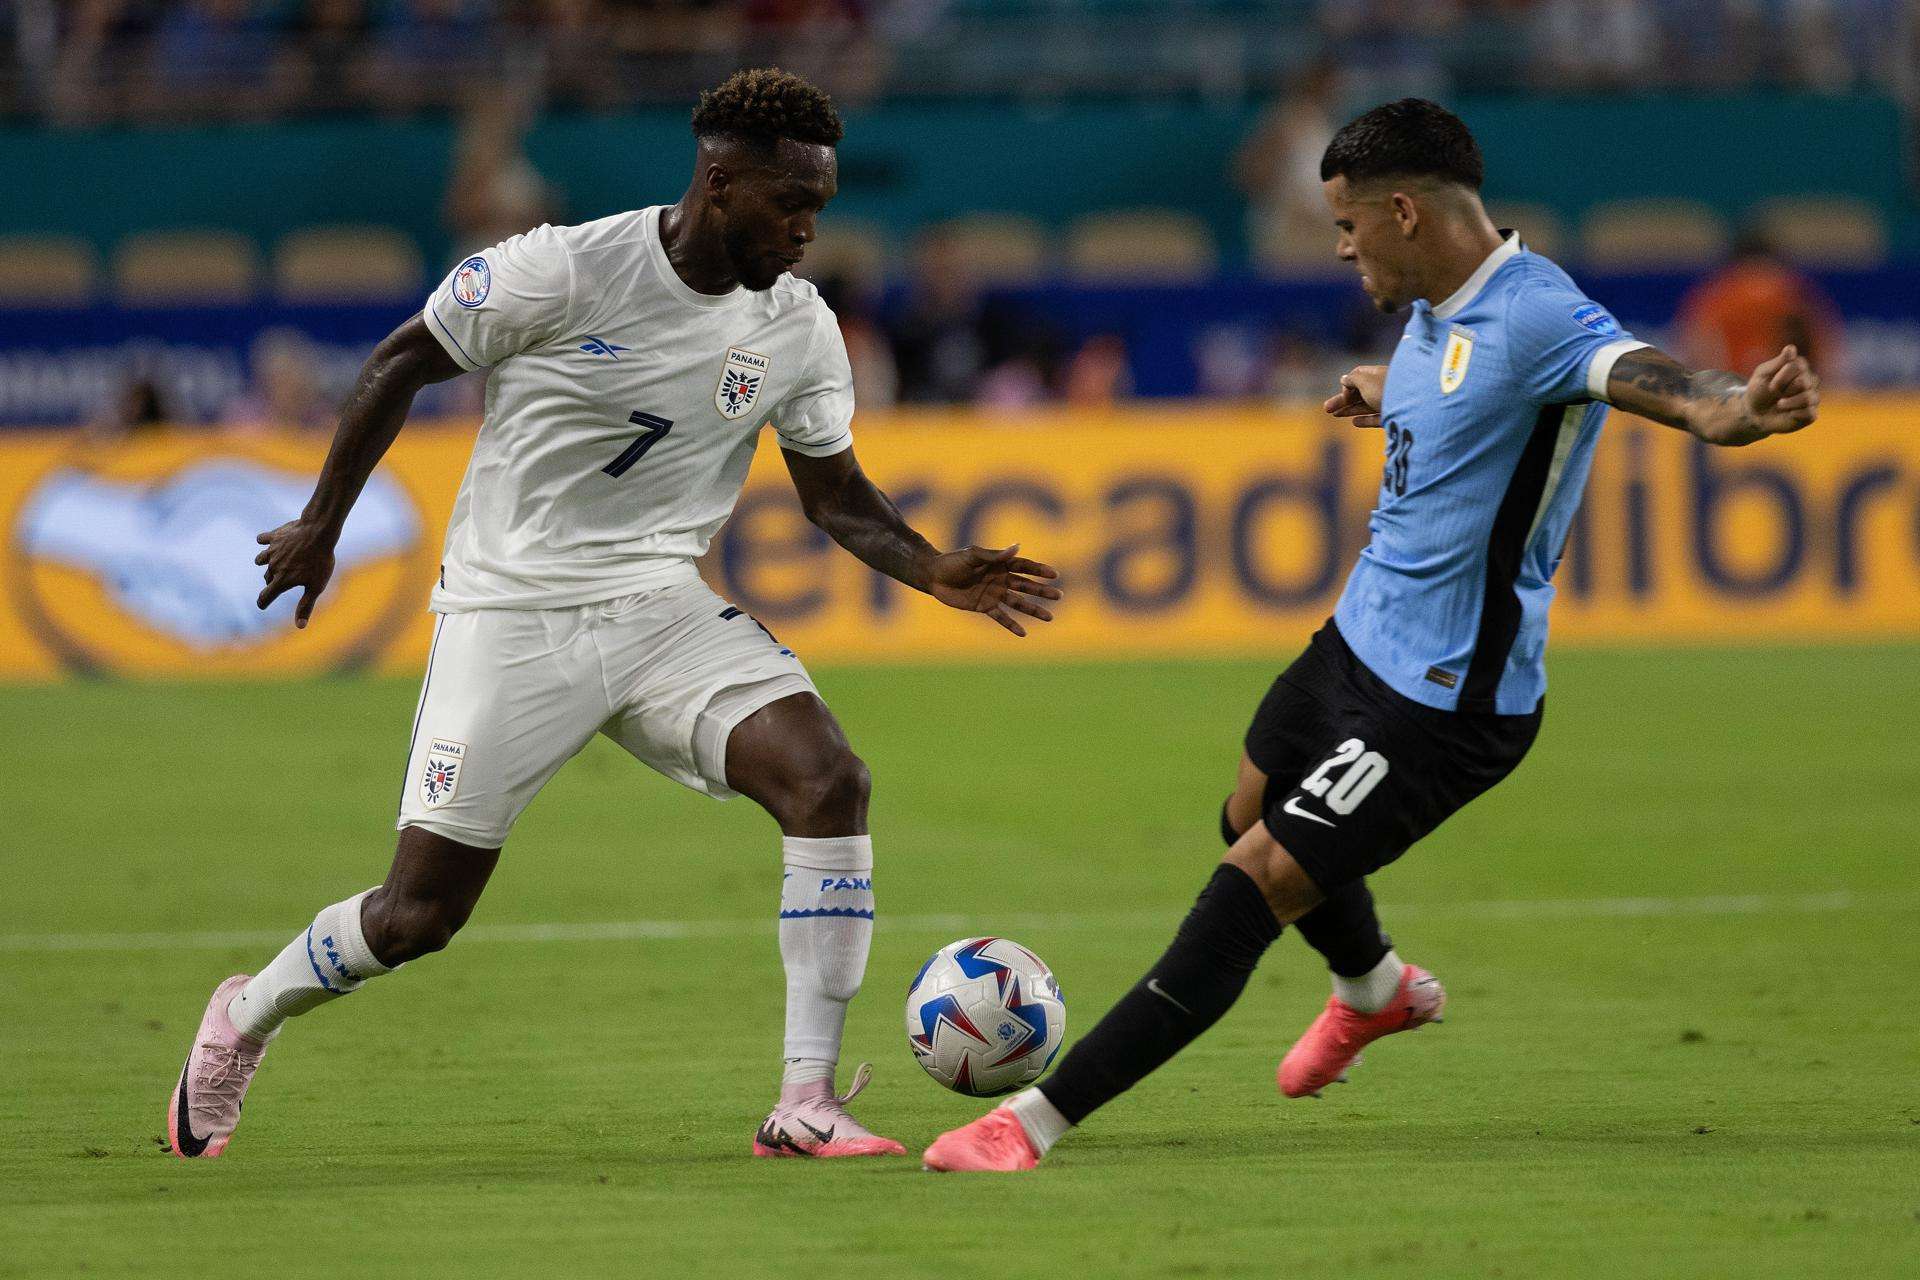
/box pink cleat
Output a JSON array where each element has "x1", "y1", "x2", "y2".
[
  {"x1": 1278, "y1": 964, "x2": 1445, "y2": 1099},
  {"x1": 166, "y1": 974, "x2": 269, "y2": 1159},
  {"x1": 753, "y1": 1063, "x2": 907, "y2": 1158},
  {"x1": 922, "y1": 1107, "x2": 1040, "y2": 1173}
]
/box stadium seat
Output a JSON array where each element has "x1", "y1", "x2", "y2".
[
  {"x1": 1579, "y1": 199, "x2": 1729, "y2": 271},
  {"x1": 923, "y1": 213, "x2": 1052, "y2": 285},
  {"x1": 0, "y1": 235, "x2": 101, "y2": 305},
  {"x1": 113, "y1": 230, "x2": 260, "y2": 304},
  {"x1": 1484, "y1": 201, "x2": 1569, "y2": 261},
  {"x1": 1066, "y1": 208, "x2": 1219, "y2": 283},
  {"x1": 1752, "y1": 196, "x2": 1887, "y2": 269},
  {"x1": 793, "y1": 218, "x2": 891, "y2": 292},
  {"x1": 273, "y1": 225, "x2": 425, "y2": 302}
]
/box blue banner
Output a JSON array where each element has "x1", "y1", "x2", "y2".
[{"x1": 2, "y1": 265, "x2": 1915, "y2": 424}]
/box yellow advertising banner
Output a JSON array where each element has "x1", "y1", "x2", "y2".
[{"x1": 2, "y1": 400, "x2": 1916, "y2": 681}]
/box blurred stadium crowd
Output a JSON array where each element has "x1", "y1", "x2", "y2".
[
  {"x1": 0, "y1": 0, "x2": 1914, "y2": 431},
  {"x1": 12, "y1": 0, "x2": 1918, "y2": 122}
]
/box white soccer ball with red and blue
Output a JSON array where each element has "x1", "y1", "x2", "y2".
[{"x1": 905, "y1": 936, "x2": 1066, "y2": 1096}]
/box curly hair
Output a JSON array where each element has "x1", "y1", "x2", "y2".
[
  {"x1": 692, "y1": 68, "x2": 844, "y2": 151},
  {"x1": 1320, "y1": 98, "x2": 1482, "y2": 190}
]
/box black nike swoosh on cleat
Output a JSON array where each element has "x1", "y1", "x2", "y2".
[
  {"x1": 173, "y1": 1062, "x2": 210, "y2": 1157},
  {"x1": 796, "y1": 1118, "x2": 836, "y2": 1146},
  {"x1": 756, "y1": 1120, "x2": 808, "y2": 1155}
]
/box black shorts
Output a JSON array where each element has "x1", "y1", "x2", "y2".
[{"x1": 1244, "y1": 620, "x2": 1542, "y2": 893}]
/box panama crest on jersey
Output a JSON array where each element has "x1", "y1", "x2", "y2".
[
  {"x1": 715, "y1": 347, "x2": 770, "y2": 420},
  {"x1": 1440, "y1": 328, "x2": 1474, "y2": 394},
  {"x1": 421, "y1": 738, "x2": 465, "y2": 806}
]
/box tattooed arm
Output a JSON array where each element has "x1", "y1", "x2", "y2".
[{"x1": 1605, "y1": 344, "x2": 1820, "y2": 446}]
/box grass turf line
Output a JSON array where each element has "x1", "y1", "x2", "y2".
[{"x1": 0, "y1": 646, "x2": 1915, "y2": 1278}]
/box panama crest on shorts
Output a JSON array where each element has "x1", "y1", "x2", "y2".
[
  {"x1": 715, "y1": 347, "x2": 769, "y2": 419},
  {"x1": 422, "y1": 738, "x2": 466, "y2": 806}
]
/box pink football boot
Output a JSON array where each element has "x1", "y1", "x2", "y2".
[
  {"x1": 166, "y1": 974, "x2": 270, "y2": 1158},
  {"x1": 1278, "y1": 964, "x2": 1445, "y2": 1099},
  {"x1": 922, "y1": 1108, "x2": 1040, "y2": 1173},
  {"x1": 753, "y1": 1063, "x2": 907, "y2": 1158}
]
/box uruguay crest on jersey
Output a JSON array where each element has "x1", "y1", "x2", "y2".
[
  {"x1": 1440, "y1": 328, "x2": 1474, "y2": 394},
  {"x1": 716, "y1": 347, "x2": 770, "y2": 419}
]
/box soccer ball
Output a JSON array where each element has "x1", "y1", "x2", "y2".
[{"x1": 905, "y1": 937, "x2": 1066, "y2": 1096}]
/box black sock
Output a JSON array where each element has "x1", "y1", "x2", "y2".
[
  {"x1": 1221, "y1": 796, "x2": 1389, "y2": 978},
  {"x1": 1291, "y1": 879, "x2": 1392, "y2": 977},
  {"x1": 1038, "y1": 864, "x2": 1281, "y2": 1124}
]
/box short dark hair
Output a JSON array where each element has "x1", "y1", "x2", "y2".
[
  {"x1": 692, "y1": 68, "x2": 844, "y2": 151},
  {"x1": 1319, "y1": 98, "x2": 1482, "y2": 190}
]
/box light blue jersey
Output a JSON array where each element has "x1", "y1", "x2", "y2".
[{"x1": 1333, "y1": 233, "x2": 1648, "y2": 715}]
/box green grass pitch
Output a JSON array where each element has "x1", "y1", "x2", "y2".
[{"x1": 2, "y1": 645, "x2": 1916, "y2": 1278}]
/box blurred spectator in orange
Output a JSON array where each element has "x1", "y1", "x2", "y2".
[
  {"x1": 1236, "y1": 59, "x2": 1344, "y2": 272},
  {"x1": 1676, "y1": 232, "x2": 1846, "y2": 381},
  {"x1": 1063, "y1": 334, "x2": 1132, "y2": 407},
  {"x1": 223, "y1": 328, "x2": 335, "y2": 434},
  {"x1": 444, "y1": 83, "x2": 561, "y2": 255}
]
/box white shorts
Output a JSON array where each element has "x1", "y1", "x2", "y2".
[{"x1": 395, "y1": 578, "x2": 816, "y2": 847}]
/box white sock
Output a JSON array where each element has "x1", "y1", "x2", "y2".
[
  {"x1": 1332, "y1": 948, "x2": 1405, "y2": 1014},
  {"x1": 781, "y1": 1058, "x2": 835, "y2": 1093},
  {"x1": 1007, "y1": 1087, "x2": 1072, "y2": 1156},
  {"x1": 227, "y1": 889, "x2": 392, "y2": 1042},
  {"x1": 778, "y1": 835, "x2": 874, "y2": 1070}
]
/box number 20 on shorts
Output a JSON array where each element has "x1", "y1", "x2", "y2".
[{"x1": 1300, "y1": 738, "x2": 1390, "y2": 815}]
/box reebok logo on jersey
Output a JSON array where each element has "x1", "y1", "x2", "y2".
[
  {"x1": 715, "y1": 347, "x2": 769, "y2": 419},
  {"x1": 578, "y1": 336, "x2": 628, "y2": 359}
]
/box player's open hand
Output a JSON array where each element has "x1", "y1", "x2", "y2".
[
  {"x1": 255, "y1": 517, "x2": 338, "y2": 629},
  {"x1": 1324, "y1": 365, "x2": 1387, "y2": 429},
  {"x1": 928, "y1": 544, "x2": 1061, "y2": 637},
  {"x1": 1741, "y1": 345, "x2": 1820, "y2": 442}
]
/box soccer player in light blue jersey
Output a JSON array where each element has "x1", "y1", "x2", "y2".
[{"x1": 928, "y1": 98, "x2": 1820, "y2": 1171}]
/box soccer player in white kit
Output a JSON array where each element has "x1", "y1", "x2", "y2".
[{"x1": 163, "y1": 69, "x2": 1062, "y2": 1161}]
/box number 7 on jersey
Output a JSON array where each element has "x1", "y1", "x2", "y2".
[{"x1": 602, "y1": 411, "x2": 674, "y2": 478}]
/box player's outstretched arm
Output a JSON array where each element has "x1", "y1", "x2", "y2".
[
  {"x1": 1322, "y1": 364, "x2": 1388, "y2": 429},
  {"x1": 255, "y1": 315, "x2": 464, "y2": 627},
  {"x1": 1604, "y1": 344, "x2": 1819, "y2": 447},
  {"x1": 781, "y1": 445, "x2": 1062, "y2": 637}
]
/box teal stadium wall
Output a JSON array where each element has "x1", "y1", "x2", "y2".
[{"x1": 5, "y1": 93, "x2": 1911, "y2": 271}]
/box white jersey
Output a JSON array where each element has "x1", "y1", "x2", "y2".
[{"x1": 421, "y1": 205, "x2": 855, "y2": 612}]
